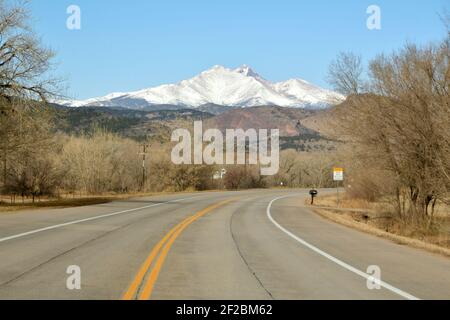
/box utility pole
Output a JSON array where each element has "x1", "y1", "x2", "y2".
[{"x1": 139, "y1": 143, "x2": 149, "y2": 191}]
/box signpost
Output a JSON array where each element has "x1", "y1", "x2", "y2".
[
  {"x1": 333, "y1": 168, "x2": 344, "y2": 206},
  {"x1": 333, "y1": 167, "x2": 344, "y2": 182}
]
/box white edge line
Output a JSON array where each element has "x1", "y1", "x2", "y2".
[
  {"x1": 0, "y1": 196, "x2": 200, "y2": 244},
  {"x1": 267, "y1": 194, "x2": 420, "y2": 301}
]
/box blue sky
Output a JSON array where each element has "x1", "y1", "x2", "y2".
[{"x1": 29, "y1": 0, "x2": 448, "y2": 100}]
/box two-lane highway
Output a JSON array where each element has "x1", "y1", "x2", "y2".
[{"x1": 0, "y1": 190, "x2": 449, "y2": 300}]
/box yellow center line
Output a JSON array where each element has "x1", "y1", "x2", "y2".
[
  {"x1": 122, "y1": 198, "x2": 237, "y2": 300},
  {"x1": 122, "y1": 221, "x2": 185, "y2": 300}
]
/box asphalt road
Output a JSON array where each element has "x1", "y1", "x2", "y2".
[{"x1": 0, "y1": 189, "x2": 449, "y2": 300}]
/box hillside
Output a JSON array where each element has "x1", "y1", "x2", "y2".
[
  {"x1": 52, "y1": 105, "x2": 214, "y2": 142},
  {"x1": 204, "y1": 106, "x2": 338, "y2": 151},
  {"x1": 51, "y1": 104, "x2": 339, "y2": 151}
]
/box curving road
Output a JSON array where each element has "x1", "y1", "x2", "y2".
[{"x1": 0, "y1": 189, "x2": 449, "y2": 300}]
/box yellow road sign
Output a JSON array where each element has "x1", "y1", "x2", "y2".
[{"x1": 333, "y1": 168, "x2": 344, "y2": 181}]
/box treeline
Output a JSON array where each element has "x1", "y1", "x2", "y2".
[
  {"x1": 327, "y1": 29, "x2": 450, "y2": 229},
  {"x1": 1, "y1": 114, "x2": 338, "y2": 201}
]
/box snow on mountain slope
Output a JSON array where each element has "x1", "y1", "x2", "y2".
[
  {"x1": 273, "y1": 79, "x2": 343, "y2": 107},
  {"x1": 60, "y1": 65, "x2": 345, "y2": 109}
]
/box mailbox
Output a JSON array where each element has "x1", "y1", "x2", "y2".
[{"x1": 309, "y1": 189, "x2": 318, "y2": 205}]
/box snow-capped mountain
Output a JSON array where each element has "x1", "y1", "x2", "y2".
[{"x1": 59, "y1": 65, "x2": 344, "y2": 109}]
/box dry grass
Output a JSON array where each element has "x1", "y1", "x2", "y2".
[
  {"x1": 0, "y1": 193, "x2": 153, "y2": 213},
  {"x1": 0, "y1": 190, "x2": 197, "y2": 213},
  {"x1": 0, "y1": 197, "x2": 118, "y2": 213},
  {"x1": 308, "y1": 194, "x2": 450, "y2": 258},
  {"x1": 0, "y1": 189, "x2": 234, "y2": 214},
  {"x1": 313, "y1": 194, "x2": 370, "y2": 208}
]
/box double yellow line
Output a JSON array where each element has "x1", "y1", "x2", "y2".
[{"x1": 122, "y1": 198, "x2": 237, "y2": 300}]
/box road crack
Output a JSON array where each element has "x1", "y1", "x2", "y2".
[{"x1": 229, "y1": 207, "x2": 275, "y2": 300}]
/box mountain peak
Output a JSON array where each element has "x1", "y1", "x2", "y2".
[
  {"x1": 60, "y1": 65, "x2": 345, "y2": 109},
  {"x1": 234, "y1": 64, "x2": 261, "y2": 79},
  {"x1": 203, "y1": 64, "x2": 262, "y2": 80}
]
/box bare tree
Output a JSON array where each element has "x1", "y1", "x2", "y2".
[
  {"x1": 0, "y1": 0, "x2": 60, "y2": 103},
  {"x1": 0, "y1": 0, "x2": 61, "y2": 195},
  {"x1": 327, "y1": 52, "x2": 365, "y2": 96},
  {"x1": 330, "y1": 35, "x2": 450, "y2": 227}
]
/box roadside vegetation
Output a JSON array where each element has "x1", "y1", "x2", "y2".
[
  {"x1": 323, "y1": 17, "x2": 450, "y2": 249},
  {"x1": 310, "y1": 194, "x2": 450, "y2": 255},
  {"x1": 0, "y1": 126, "x2": 338, "y2": 206}
]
